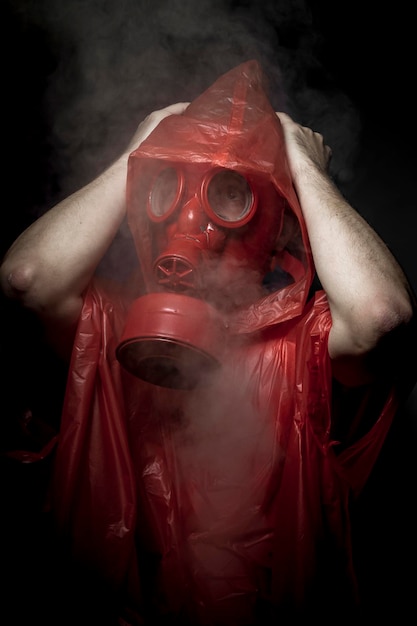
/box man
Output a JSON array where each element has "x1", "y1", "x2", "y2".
[{"x1": 1, "y1": 61, "x2": 416, "y2": 624}]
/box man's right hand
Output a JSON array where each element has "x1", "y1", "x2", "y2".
[{"x1": 124, "y1": 102, "x2": 190, "y2": 156}]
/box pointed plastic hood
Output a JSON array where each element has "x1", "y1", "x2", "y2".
[{"x1": 127, "y1": 60, "x2": 314, "y2": 333}]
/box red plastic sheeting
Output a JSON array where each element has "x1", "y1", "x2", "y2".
[{"x1": 47, "y1": 61, "x2": 404, "y2": 624}]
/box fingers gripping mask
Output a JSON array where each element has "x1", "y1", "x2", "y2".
[{"x1": 116, "y1": 61, "x2": 310, "y2": 389}]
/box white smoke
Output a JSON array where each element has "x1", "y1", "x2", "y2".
[{"x1": 8, "y1": 0, "x2": 361, "y2": 200}]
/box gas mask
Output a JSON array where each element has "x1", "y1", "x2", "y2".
[
  {"x1": 116, "y1": 160, "x2": 285, "y2": 389},
  {"x1": 115, "y1": 60, "x2": 311, "y2": 389}
]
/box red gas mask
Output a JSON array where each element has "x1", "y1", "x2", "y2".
[
  {"x1": 117, "y1": 161, "x2": 285, "y2": 389},
  {"x1": 145, "y1": 162, "x2": 285, "y2": 304},
  {"x1": 116, "y1": 61, "x2": 312, "y2": 389}
]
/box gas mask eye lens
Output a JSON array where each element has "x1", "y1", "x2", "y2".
[
  {"x1": 148, "y1": 167, "x2": 181, "y2": 220},
  {"x1": 207, "y1": 170, "x2": 253, "y2": 222}
]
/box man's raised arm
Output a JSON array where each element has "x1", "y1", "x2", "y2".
[
  {"x1": 0, "y1": 103, "x2": 189, "y2": 358},
  {"x1": 276, "y1": 111, "x2": 416, "y2": 386}
]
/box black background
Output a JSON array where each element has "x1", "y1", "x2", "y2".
[{"x1": 1, "y1": 0, "x2": 416, "y2": 623}]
